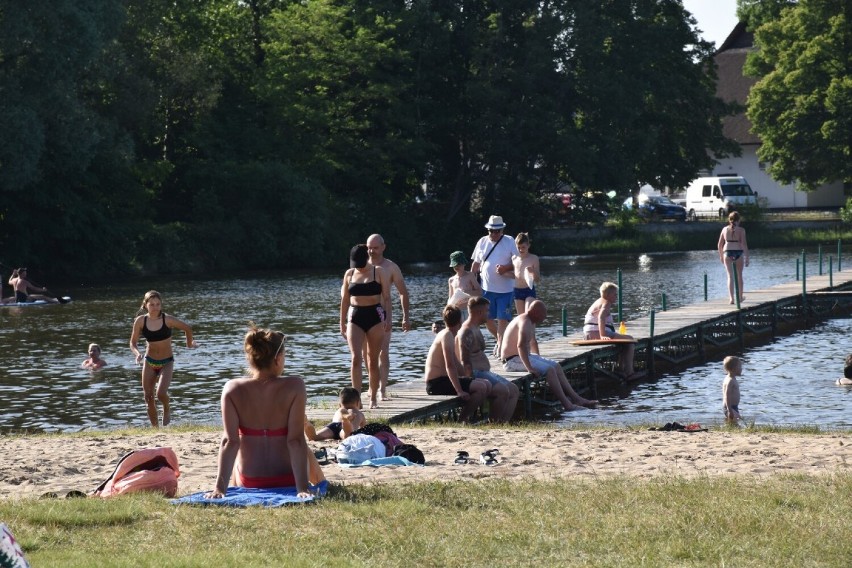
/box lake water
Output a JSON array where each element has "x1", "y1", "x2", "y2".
[{"x1": 0, "y1": 247, "x2": 848, "y2": 432}]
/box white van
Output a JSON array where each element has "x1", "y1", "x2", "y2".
[{"x1": 684, "y1": 176, "x2": 757, "y2": 220}]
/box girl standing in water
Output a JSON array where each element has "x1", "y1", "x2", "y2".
[{"x1": 130, "y1": 290, "x2": 196, "y2": 427}]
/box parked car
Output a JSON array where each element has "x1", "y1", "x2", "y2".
[
  {"x1": 545, "y1": 191, "x2": 611, "y2": 225},
  {"x1": 683, "y1": 175, "x2": 757, "y2": 220},
  {"x1": 623, "y1": 194, "x2": 687, "y2": 222}
]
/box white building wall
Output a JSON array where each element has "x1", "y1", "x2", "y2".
[{"x1": 712, "y1": 146, "x2": 845, "y2": 208}]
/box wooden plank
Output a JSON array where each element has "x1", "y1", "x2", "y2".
[
  {"x1": 306, "y1": 273, "x2": 852, "y2": 424},
  {"x1": 569, "y1": 339, "x2": 638, "y2": 345}
]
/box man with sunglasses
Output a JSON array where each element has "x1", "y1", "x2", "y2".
[{"x1": 470, "y1": 216, "x2": 519, "y2": 355}]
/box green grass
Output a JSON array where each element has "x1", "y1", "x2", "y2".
[
  {"x1": 4, "y1": 474, "x2": 851, "y2": 567},
  {"x1": 537, "y1": 224, "x2": 852, "y2": 256}
]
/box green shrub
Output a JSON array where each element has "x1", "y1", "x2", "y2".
[{"x1": 840, "y1": 197, "x2": 852, "y2": 224}]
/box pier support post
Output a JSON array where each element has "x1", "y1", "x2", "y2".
[
  {"x1": 585, "y1": 353, "x2": 596, "y2": 399},
  {"x1": 661, "y1": 293, "x2": 667, "y2": 311},
  {"x1": 818, "y1": 244, "x2": 823, "y2": 275},
  {"x1": 647, "y1": 309, "x2": 656, "y2": 377},
  {"x1": 734, "y1": 268, "x2": 741, "y2": 310},
  {"x1": 802, "y1": 250, "x2": 807, "y2": 314},
  {"x1": 617, "y1": 268, "x2": 623, "y2": 322},
  {"x1": 704, "y1": 272, "x2": 708, "y2": 301},
  {"x1": 736, "y1": 310, "x2": 744, "y2": 350},
  {"x1": 829, "y1": 257, "x2": 834, "y2": 289},
  {"x1": 838, "y1": 239, "x2": 842, "y2": 272},
  {"x1": 796, "y1": 258, "x2": 800, "y2": 281},
  {"x1": 562, "y1": 306, "x2": 567, "y2": 337}
]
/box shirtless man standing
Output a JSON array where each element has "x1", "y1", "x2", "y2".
[
  {"x1": 366, "y1": 233, "x2": 411, "y2": 401},
  {"x1": 500, "y1": 300, "x2": 597, "y2": 411},
  {"x1": 424, "y1": 305, "x2": 489, "y2": 423},
  {"x1": 457, "y1": 296, "x2": 519, "y2": 422}
]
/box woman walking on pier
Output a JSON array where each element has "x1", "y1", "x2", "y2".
[{"x1": 718, "y1": 211, "x2": 749, "y2": 304}]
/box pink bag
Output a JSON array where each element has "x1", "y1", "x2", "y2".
[{"x1": 93, "y1": 447, "x2": 180, "y2": 498}]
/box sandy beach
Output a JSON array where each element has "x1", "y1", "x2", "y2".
[{"x1": 1, "y1": 427, "x2": 849, "y2": 498}]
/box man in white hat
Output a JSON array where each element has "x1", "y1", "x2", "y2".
[{"x1": 470, "y1": 215, "x2": 519, "y2": 354}]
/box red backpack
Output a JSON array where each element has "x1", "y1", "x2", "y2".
[{"x1": 93, "y1": 447, "x2": 180, "y2": 498}]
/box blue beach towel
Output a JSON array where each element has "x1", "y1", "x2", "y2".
[
  {"x1": 171, "y1": 480, "x2": 328, "y2": 508},
  {"x1": 338, "y1": 456, "x2": 423, "y2": 468}
]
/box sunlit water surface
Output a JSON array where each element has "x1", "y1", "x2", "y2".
[{"x1": 0, "y1": 248, "x2": 848, "y2": 432}]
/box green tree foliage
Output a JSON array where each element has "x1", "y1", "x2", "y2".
[
  {"x1": 0, "y1": 1, "x2": 147, "y2": 275},
  {"x1": 568, "y1": 0, "x2": 738, "y2": 192},
  {"x1": 744, "y1": 0, "x2": 851, "y2": 190},
  {"x1": 736, "y1": 0, "x2": 797, "y2": 32},
  {"x1": 0, "y1": 0, "x2": 743, "y2": 276}
]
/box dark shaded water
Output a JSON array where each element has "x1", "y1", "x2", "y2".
[{"x1": 1, "y1": 247, "x2": 848, "y2": 432}]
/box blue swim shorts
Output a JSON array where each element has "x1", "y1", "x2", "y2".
[
  {"x1": 473, "y1": 369, "x2": 514, "y2": 387},
  {"x1": 513, "y1": 286, "x2": 536, "y2": 302},
  {"x1": 483, "y1": 290, "x2": 513, "y2": 321}
]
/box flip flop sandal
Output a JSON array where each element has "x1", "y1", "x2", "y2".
[
  {"x1": 314, "y1": 448, "x2": 330, "y2": 465},
  {"x1": 65, "y1": 490, "x2": 88, "y2": 499},
  {"x1": 454, "y1": 451, "x2": 469, "y2": 465},
  {"x1": 479, "y1": 449, "x2": 499, "y2": 466}
]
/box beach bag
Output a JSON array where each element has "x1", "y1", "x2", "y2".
[
  {"x1": 335, "y1": 434, "x2": 385, "y2": 465},
  {"x1": 93, "y1": 447, "x2": 180, "y2": 498},
  {"x1": 0, "y1": 523, "x2": 30, "y2": 568},
  {"x1": 393, "y1": 444, "x2": 425, "y2": 465},
  {"x1": 373, "y1": 431, "x2": 404, "y2": 457}
]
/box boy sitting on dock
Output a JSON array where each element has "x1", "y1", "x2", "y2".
[
  {"x1": 582, "y1": 282, "x2": 643, "y2": 381},
  {"x1": 836, "y1": 354, "x2": 852, "y2": 386},
  {"x1": 722, "y1": 356, "x2": 743, "y2": 422},
  {"x1": 424, "y1": 305, "x2": 490, "y2": 423},
  {"x1": 304, "y1": 387, "x2": 366, "y2": 441}
]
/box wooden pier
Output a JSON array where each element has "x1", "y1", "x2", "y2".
[{"x1": 307, "y1": 271, "x2": 852, "y2": 425}]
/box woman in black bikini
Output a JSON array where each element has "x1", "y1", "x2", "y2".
[
  {"x1": 129, "y1": 290, "x2": 196, "y2": 427},
  {"x1": 717, "y1": 211, "x2": 750, "y2": 304},
  {"x1": 340, "y1": 244, "x2": 392, "y2": 408}
]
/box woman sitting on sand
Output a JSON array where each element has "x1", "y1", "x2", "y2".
[{"x1": 206, "y1": 325, "x2": 319, "y2": 499}]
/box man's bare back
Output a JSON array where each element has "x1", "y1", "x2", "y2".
[
  {"x1": 457, "y1": 322, "x2": 491, "y2": 372},
  {"x1": 500, "y1": 313, "x2": 534, "y2": 361},
  {"x1": 425, "y1": 329, "x2": 462, "y2": 381}
]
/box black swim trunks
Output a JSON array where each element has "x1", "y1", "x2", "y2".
[{"x1": 426, "y1": 376, "x2": 474, "y2": 396}]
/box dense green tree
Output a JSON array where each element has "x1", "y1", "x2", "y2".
[
  {"x1": 0, "y1": 1, "x2": 147, "y2": 276},
  {"x1": 0, "y1": 0, "x2": 753, "y2": 276},
  {"x1": 745, "y1": 0, "x2": 851, "y2": 189},
  {"x1": 568, "y1": 0, "x2": 739, "y2": 192},
  {"x1": 736, "y1": 0, "x2": 797, "y2": 33}
]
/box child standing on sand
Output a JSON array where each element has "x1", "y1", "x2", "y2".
[
  {"x1": 722, "y1": 356, "x2": 742, "y2": 422},
  {"x1": 82, "y1": 343, "x2": 107, "y2": 370},
  {"x1": 304, "y1": 387, "x2": 366, "y2": 441}
]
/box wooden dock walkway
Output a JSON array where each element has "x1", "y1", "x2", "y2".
[{"x1": 307, "y1": 270, "x2": 852, "y2": 425}]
